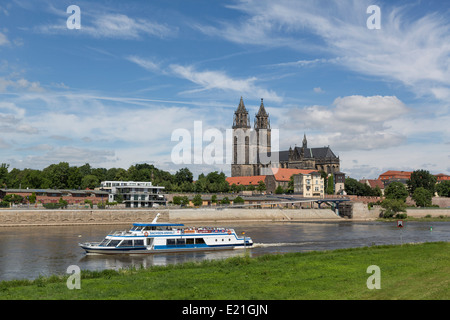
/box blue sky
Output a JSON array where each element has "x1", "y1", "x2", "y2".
[{"x1": 0, "y1": 0, "x2": 449, "y2": 179}]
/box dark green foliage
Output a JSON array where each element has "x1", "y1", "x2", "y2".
[
  {"x1": 407, "y1": 169, "x2": 437, "y2": 195},
  {"x1": 412, "y1": 187, "x2": 433, "y2": 207},
  {"x1": 0, "y1": 162, "x2": 229, "y2": 193},
  {"x1": 380, "y1": 198, "x2": 407, "y2": 218},
  {"x1": 436, "y1": 181, "x2": 450, "y2": 197},
  {"x1": 384, "y1": 182, "x2": 409, "y2": 201}
]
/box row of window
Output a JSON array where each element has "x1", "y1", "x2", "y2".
[
  {"x1": 166, "y1": 238, "x2": 205, "y2": 246},
  {"x1": 100, "y1": 238, "x2": 208, "y2": 247}
]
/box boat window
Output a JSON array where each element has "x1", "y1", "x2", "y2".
[
  {"x1": 195, "y1": 238, "x2": 205, "y2": 244},
  {"x1": 118, "y1": 240, "x2": 133, "y2": 247},
  {"x1": 186, "y1": 238, "x2": 194, "y2": 245},
  {"x1": 176, "y1": 239, "x2": 186, "y2": 245},
  {"x1": 107, "y1": 240, "x2": 121, "y2": 247},
  {"x1": 99, "y1": 239, "x2": 109, "y2": 246},
  {"x1": 134, "y1": 239, "x2": 144, "y2": 246},
  {"x1": 166, "y1": 239, "x2": 176, "y2": 246}
]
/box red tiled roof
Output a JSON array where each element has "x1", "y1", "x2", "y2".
[
  {"x1": 378, "y1": 170, "x2": 412, "y2": 180},
  {"x1": 360, "y1": 179, "x2": 385, "y2": 189},
  {"x1": 435, "y1": 173, "x2": 450, "y2": 181},
  {"x1": 226, "y1": 176, "x2": 266, "y2": 186},
  {"x1": 271, "y1": 168, "x2": 316, "y2": 181}
]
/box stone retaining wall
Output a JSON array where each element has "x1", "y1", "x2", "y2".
[
  {"x1": 0, "y1": 209, "x2": 169, "y2": 226},
  {"x1": 169, "y1": 208, "x2": 342, "y2": 222},
  {"x1": 0, "y1": 208, "x2": 341, "y2": 226}
]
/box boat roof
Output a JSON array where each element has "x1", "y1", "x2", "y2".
[{"x1": 132, "y1": 223, "x2": 184, "y2": 227}]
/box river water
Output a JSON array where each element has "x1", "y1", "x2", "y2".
[{"x1": 0, "y1": 220, "x2": 449, "y2": 281}]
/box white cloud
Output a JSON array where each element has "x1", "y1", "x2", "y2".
[
  {"x1": 84, "y1": 13, "x2": 174, "y2": 39},
  {"x1": 126, "y1": 56, "x2": 161, "y2": 73},
  {"x1": 200, "y1": 0, "x2": 450, "y2": 101},
  {"x1": 0, "y1": 101, "x2": 39, "y2": 135},
  {"x1": 170, "y1": 64, "x2": 282, "y2": 102},
  {"x1": 35, "y1": 13, "x2": 175, "y2": 40},
  {"x1": 281, "y1": 95, "x2": 409, "y2": 151},
  {"x1": 0, "y1": 32, "x2": 9, "y2": 46},
  {"x1": 313, "y1": 87, "x2": 324, "y2": 94},
  {"x1": 126, "y1": 56, "x2": 283, "y2": 102},
  {"x1": 0, "y1": 76, "x2": 44, "y2": 93}
]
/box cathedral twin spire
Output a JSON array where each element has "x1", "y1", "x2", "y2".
[{"x1": 233, "y1": 97, "x2": 270, "y2": 130}]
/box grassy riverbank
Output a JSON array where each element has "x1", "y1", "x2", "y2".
[{"x1": 1, "y1": 242, "x2": 449, "y2": 300}]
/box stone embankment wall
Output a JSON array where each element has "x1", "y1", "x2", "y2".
[
  {"x1": 0, "y1": 209, "x2": 169, "y2": 227},
  {"x1": 169, "y1": 208, "x2": 341, "y2": 222},
  {"x1": 0, "y1": 208, "x2": 341, "y2": 226},
  {"x1": 1, "y1": 206, "x2": 448, "y2": 227}
]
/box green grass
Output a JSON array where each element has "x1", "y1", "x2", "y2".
[{"x1": 1, "y1": 242, "x2": 449, "y2": 300}]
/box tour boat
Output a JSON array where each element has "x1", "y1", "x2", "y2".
[{"x1": 78, "y1": 214, "x2": 253, "y2": 254}]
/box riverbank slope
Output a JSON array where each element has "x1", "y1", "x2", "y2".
[{"x1": 1, "y1": 242, "x2": 448, "y2": 300}]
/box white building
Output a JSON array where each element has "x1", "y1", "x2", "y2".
[
  {"x1": 293, "y1": 172, "x2": 324, "y2": 198},
  {"x1": 100, "y1": 181, "x2": 166, "y2": 208}
]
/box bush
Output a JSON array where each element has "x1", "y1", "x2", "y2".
[
  {"x1": 233, "y1": 196, "x2": 244, "y2": 204},
  {"x1": 380, "y1": 198, "x2": 407, "y2": 218},
  {"x1": 412, "y1": 187, "x2": 433, "y2": 207},
  {"x1": 97, "y1": 202, "x2": 106, "y2": 209},
  {"x1": 43, "y1": 203, "x2": 66, "y2": 209},
  {"x1": 192, "y1": 194, "x2": 202, "y2": 207}
]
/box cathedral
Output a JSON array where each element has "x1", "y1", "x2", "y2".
[{"x1": 231, "y1": 97, "x2": 340, "y2": 177}]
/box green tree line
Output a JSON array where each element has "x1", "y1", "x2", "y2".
[
  {"x1": 0, "y1": 162, "x2": 230, "y2": 193},
  {"x1": 343, "y1": 169, "x2": 450, "y2": 218}
]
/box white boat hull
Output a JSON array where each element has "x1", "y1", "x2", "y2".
[{"x1": 79, "y1": 219, "x2": 253, "y2": 255}]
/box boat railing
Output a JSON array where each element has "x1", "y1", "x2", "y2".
[{"x1": 109, "y1": 230, "x2": 133, "y2": 236}]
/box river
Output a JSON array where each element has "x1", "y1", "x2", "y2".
[{"x1": 0, "y1": 220, "x2": 449, "y2": 281}]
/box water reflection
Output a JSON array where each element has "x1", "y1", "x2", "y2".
[{"x1": 0, "y1": 221, "x2": 448, "y2": 281}]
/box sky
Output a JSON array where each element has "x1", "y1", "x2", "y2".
[{"x1": 0, "y1": 0, "x2": 449, "y2": 180}]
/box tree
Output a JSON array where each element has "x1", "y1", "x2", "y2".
[
  {"x1": 380, "y1": 199, "x2": 407, "y2": 218},
  {"x1": 256, "y1": 180, "x2": 266, "y2": 193},
  {"x1": 192, "y1": 194, "x2": 203, "y2": 207},
  {"x1": 436, "y1": 181, "x2": 450, "y2": 197},
  {"x1": 326, "y1": 174, "x2": 334, "y2": 195},
  {"x1": 0, "y1": 163, "x2": 9, "y2": 186},
  {"x1": 220, "y1": 197, "x2": 230, "y2": 205},
  {"x1": 174, "y1": 168, "x2": 193, "y2": 185},
  {"x1": 43, "y1": 162, "x2": 70, "y2": 189},
  {"x1": 58, "y1": 197, "x2": 68, "y2": 209},
  {"x1": 29, "y1": 192, "x2": 36, "y2": 204},
  {"x1": 2, "y1": 194, "x2": 24, "y2": 205},
  {"x1": 81, "y1": 175, "x2": 100, "y2": 189},
  {"x1": 407, "y1": 170, "x2": 436, "y2": 195},
  {"x1": 384, "y1": 182, "x2": 408, "y2": 201},
  {"x1": 233, "y1": 196, "x2": 244, "y2": 204},
  {"x1": 275, "y1": 185, "x2": 284, "y2": 194},
  {"x1": 412, "y1": 187, "x2": 433, "y2": 207},
  {"x1": 344, "y1": 178, "x2": 365, "y2": 195}
]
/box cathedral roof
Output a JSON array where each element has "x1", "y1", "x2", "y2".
[{"x1": 272, "y1": 146, "x2": 338, "y2": 162}]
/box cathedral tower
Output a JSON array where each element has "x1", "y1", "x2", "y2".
[
  {"x1": 232, "y1": 97, "x2": 254, "y2": 177},
  {"x1": 254, "y1": 98, "x2": 271, "y2": 175}
]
